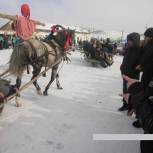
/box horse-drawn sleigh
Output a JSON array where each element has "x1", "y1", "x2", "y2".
[{"x1": 81, "y1": 40, "x2": 114, "y2": 68}]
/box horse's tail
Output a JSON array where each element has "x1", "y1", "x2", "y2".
[{"x1": 9, "y1": 45, "x2": 27, "y2": 77}]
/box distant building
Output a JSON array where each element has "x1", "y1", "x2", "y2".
[
  {"x1": 91, "y1": 29, "x2": 128, "y2": 41},
  {"x1": 91, "y1": 30, "x2": 107, "y2": 39},
  {"x1": 0, "y1": 21, "x2": 15, "y2": 35}
]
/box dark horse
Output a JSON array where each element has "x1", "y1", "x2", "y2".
[{"x1": 8, "y1": 25, "x2": 74, "y2": 102}]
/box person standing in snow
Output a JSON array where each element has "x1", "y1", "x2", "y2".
[
  {"x1": 122, "y1": 28, "x2": 153, "y2": 153},
  {"x1": 125, "y1": 28, "x2": 153, "y2": 128},
  {"x1": 119, "y1": 33, "x2": 141, "y2": 111}
]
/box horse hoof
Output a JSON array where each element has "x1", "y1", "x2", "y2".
[
  {"x1": 58, "y1": 87, "x2": 63, "y2": 90},
  {"x1": 43, "y1": 91, "x2": 48, "y2": 96},
  {"x1": 43, "y1": 73, "x2": 46, "y2": 77},
  {"x1": 37, "y1": 90, "x2": 43, "y2": 95},
  {"x1": 16, "y1": 103, "x2": 22, "y2": 107}
]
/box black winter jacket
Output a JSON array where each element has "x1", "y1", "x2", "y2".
[
  {"x1": 120, "y1": 33, "x2": 140, "y2": 78},
  {"x1": 140, "y1": 41, "x2": 153, "y2": 89}
]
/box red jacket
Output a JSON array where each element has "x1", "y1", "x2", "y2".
[{"x1": 16, "y1": 15, "x2": 36, "y2": 40}]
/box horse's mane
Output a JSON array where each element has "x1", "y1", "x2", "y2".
[
  {"x1": 44, "y1": 25, "x2": 75, "y2": 48},
  {"x1": 54, "y1": 30, "x2": 67, "y2": 47}
]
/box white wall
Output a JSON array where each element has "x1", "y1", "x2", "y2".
[{"x1": 75, "y1": 32, "x2": 92, "y2": 44}]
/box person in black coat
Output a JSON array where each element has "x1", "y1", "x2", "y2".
[
  {"x1": 123, "y1": 74, "x2": 153, "y2": 153},
  {"x1": 123, "y1": 28, "x2": 153, "y2": 153},
  {"x1": 119, "y1": 32, "x2": 141, "y2": 111}
]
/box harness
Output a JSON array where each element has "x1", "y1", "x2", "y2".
[
  {"x1": 25, "y1": 38, "x2": 65, "y2": 70},
  {"x1": 25, "y1": 40, "x2": 49, "y2": 69},
  {"x1": 24, "y1": 25, "x2": 72, "y2": 69}
]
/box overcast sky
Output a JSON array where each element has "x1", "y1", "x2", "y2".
[{"x1": 0, "y1": 0, "x2": 153, "y2": 33}]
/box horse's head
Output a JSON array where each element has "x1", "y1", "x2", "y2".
[{"x1": 50, "y1": 25, "x2": 75, "y2": 51}]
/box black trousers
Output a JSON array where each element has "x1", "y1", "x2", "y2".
[{"x1": 123, "y1": 79, "x2": 128, "y2": 94}]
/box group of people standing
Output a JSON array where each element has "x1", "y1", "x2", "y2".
[{"x1": 119, "y1": 28, "x2": 153, "y2": 152}]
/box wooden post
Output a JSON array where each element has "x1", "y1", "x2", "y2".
[{"x1": 0, "y1": 13, "x2": 45, "y2": 26}]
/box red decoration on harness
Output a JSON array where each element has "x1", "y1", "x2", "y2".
[
  {"x1": 64, "y1": 36, "x2": 72, "y2": 51},
  {"x1": 51, "y1": 25, "x2": 72, "y2": 51},
  {"x1": 51, "y1": 25, "x2": 57, "y2": 33}
]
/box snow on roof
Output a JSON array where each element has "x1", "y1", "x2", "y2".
[
  {"x1": 92, "y1": 30, "x2": 129, "y2": 40},
  {"x1": 36, "y1": 23, "x2": 54, "y2": 31}
]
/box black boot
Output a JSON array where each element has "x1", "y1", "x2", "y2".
[
  {"x1": 140, "y1": 140, "x2": 153, "y2": 153},
  {"x1": 132, "y1": 120, "x2": 142, "y2": 128},
  {"x1": 118, "y1": 101, "x2": 129, "y2": 111}
]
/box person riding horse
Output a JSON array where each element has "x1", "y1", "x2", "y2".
[{"x1": 11, "y1": 3, "x2": 38, "y2": 45}]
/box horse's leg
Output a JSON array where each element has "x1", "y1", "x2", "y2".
[
  {"x1": 43, "y1": 66, "x2": 58, "y2": 96},
  {"x1": 56, "y1": 73, "x2": 63, "y2": 90},
  {"x1": 15, "y1": 76, "x2": 22, "y2": 107},
  {"x1": 15, "y1": 89, "x2": 22, "y2": 107},
  {"x1": 16, "y1": 77, "x2": 22, "y2": 89},
  {"x1": 32, "y1": 66, "x2": 42, "y2": 95},
  {"x1": 27, "y1": 65, "x2": 30, "y2": 74}
]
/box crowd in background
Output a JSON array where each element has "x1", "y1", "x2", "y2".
[{"x1": 0, "y1": 34, "x2": 17, "y2": 50}]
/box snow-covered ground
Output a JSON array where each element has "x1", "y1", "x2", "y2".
[{"x1": 0, "y1": 49, "x2": 142, "y2": 153}]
